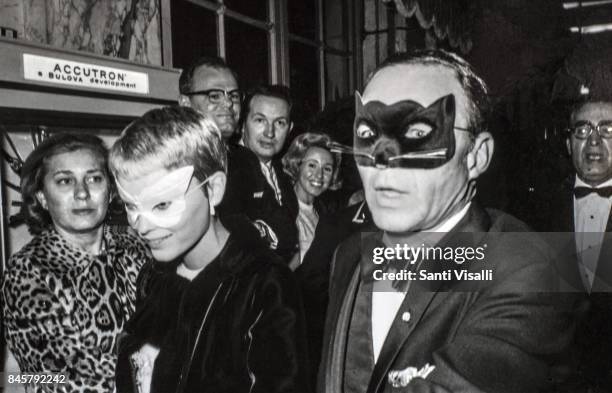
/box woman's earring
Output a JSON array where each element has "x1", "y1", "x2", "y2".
[
  {"x1": 209, "y1": 200, "x2": 216, "y2": 216},
  {"x1": 36, "y1": 191, "x2": 48, "y2": 210}
]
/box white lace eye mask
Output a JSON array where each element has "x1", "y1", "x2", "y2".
[{"x1": 116, "y1": 166, "x2": 209, "y2": 228}]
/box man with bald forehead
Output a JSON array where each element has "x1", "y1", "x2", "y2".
[{"x1": 318, "y1": 50, "x2": 579, "y2": 393}]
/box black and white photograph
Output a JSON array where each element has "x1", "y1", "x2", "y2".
[{"x1": 0, "y1": 0, "x2": 611, "y2": 392}]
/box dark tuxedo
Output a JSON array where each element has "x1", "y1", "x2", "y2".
[
  {"x1": 219, "y1": 144, "x2": 299, "y2": 263},
  {"x1": 318, "y1": 204, "x2": 581, "y2": 393},
  {"x1": 532, "y1": 177, "x2": 612, "y2": 392}
]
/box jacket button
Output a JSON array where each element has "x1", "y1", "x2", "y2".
[{"x1": 401, "y1": 311, "x2": 411, "y2": 322}]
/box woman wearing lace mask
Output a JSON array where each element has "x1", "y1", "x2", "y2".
[{"x1": 111, "y1": 106, "x2": 310, "y2": 393}]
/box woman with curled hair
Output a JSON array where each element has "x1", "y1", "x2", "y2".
[
  {"x1": 282, "y1": 132, "x2": 341, "y2": 268},
  {"x1": 283, "y1": 132, "x2": 351, "y2": 385},
  {"x1": 1, "y1": 133, "x2": 150, "y2": 392},
  {"x1": 110, "y1": 106, "x2": 309, "y2": 393}
]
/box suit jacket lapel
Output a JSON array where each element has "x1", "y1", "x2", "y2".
[
  {"x1": 592, "y1": 231, "x2": 612, "y2": 291},
  {"x1": 564, "y1": 178, "x2": 576, "y2": 233},
  {"x1": 565, "y1": 176, "x2": 612, "y2": 292},
  {"x1": 326, "y1": 235, "x2": 365, "y2": 329},
  {"x1": 320, "y1": 233, "x2": 365, "y2": 393},
  {"x1": 366, "y1": 204, "x2": 491, "y2": 393},
  {"x1": 366, "y1": 288, "x2": 439, "y2": 393},
  {"x1": 325, "y1": 265, "x2": 361, "y2": 393}
]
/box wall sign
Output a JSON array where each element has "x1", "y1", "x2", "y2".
[{"x1": 22, "y1": 53, "x2": 150, "y2": 94}]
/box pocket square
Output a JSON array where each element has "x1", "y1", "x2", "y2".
[
  {"x1": 388, "y1": 363, "x2": 435, "y2": 388},
  {"x1": 253, "y1": 191, "x2": 264, "y2": 198}
]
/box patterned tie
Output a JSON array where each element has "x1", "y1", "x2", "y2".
[{"x1": 261, "y1": 162, "x2": 283, "y2": 205}]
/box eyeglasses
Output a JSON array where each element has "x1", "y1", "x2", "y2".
[
  {"x1": 185, "y1": 89, "x2": 243, "y2": 104},
  {"x1": 568, "y1": 121, "x2": 612, "y2": 139}
]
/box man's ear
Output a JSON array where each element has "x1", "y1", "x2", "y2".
[
  {"x1": 207, "y1": 171, "x2": 227, "y2": 208},
  {"x1": 466, "y1": 131, "x2": 494, "y2": 180},
  {"x1": 289, "y1": 121, "x2": 294, "y2": 133},
  {"x1": 35, "y1": 191, "x2": 48, "y2": 210},
  {"x1": 178, "y1": 94, "x2": 192, "y2": 107},
  {"x1": 566, "y1": 137, "x2": 572, "y2": 157}
]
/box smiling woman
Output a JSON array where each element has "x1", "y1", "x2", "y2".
[
  {"x1": 1, "y1": 133, "x2": 150, "y2": 392},
  {"x1": 282, "y1": 132, "x2": 342, "y2": 267}
]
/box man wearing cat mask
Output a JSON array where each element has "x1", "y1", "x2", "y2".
[{"x1": 319, "y1": 50, "x2": 579, "y2": 393}]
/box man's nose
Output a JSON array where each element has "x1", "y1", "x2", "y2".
[
  {"x1": 372, "y1": 137, "x2": 401, "y2": 167},
  {"x1": 74, "y1": 182, "x2": 90, "y2": 200},
  {"x1": 263, "y1": 122, "x2": 275, "y2": 139},
  {"x1": 588, "y1": 129, "x2": 602, "y2": 146},
  {"x1": 219, "y1": 93, "x2": 233, "y2": 108}
]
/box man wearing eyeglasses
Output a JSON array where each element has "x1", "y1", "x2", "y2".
[
  {"x1": 507, "y1": 39, "x2": 612, "y2": 392},
  {"x1": 177, "y1": 57, "x2": 274, "y2": 252},
  {"x1": 550, "y1": 40, "x2": 612, "y2": 392},
  {"x1": 531, "y1": 40, "x2": 612, "y2": 294},
  {"x1": 562, "y1": 105, "x2": 612, "y2": 390},
  {"x1": 178, "y1": 56, "x2": 242, "y2": 141},
  {"x1": 566, "y1": 103, "x2": 612, "y2": 291}
]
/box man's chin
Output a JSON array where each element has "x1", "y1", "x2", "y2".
[
  {"x1": 371, "y1": 212, "x2": 422, "y2": 233},
  {"x1": 580, "y1": 169, "x2": 612, "y2": 185}
]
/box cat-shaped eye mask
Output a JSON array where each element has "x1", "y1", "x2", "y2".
[{"x1": 330, "y1": 93, "x2": 470, "y2": 169}]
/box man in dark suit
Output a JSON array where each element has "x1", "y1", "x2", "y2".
[
  {"x1": 218, "y1": 85, "x2": 299, "y2": 263},
  {"x1": 562, "y1": 98, "x2": 612, "y2": 393},
  {"x1": 560, "y1": 101, "x2": 612, "y2": 288},
  {"x1": 536, "y1": 39, "x2": 612, "y2": 392},
  {"x1": 318, "y1": 49, "x2": 580, "y2": 393}
]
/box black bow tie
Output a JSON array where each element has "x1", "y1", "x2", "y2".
[{"x1": 574, "y1": 186, "x2": 612, "y2": 199}]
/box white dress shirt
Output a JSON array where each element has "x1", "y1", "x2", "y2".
[
  {"x1": 371, "y1": 202, "x2": 472, "y2": 362},
  {"x1": 573, "y1": 176, "x2": 612, "y2": 291}
]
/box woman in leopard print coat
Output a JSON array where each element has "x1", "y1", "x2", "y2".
[{"x1": 2, "y1": 133, "x2": 150, "y2": 392}]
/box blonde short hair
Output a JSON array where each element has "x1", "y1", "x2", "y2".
[{"x1": 109, "y1": 106, "x2": 227, "y2": 182}]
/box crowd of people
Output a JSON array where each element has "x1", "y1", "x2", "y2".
[{"x1": 1, "y1": 44, "x2": 612, "y2": 393}]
